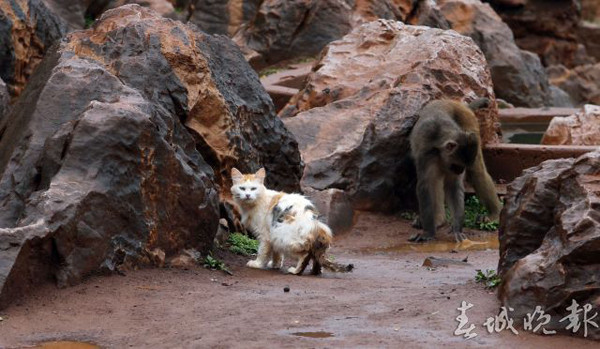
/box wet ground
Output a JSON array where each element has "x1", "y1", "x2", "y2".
[{"x1": 0, "y1": 212, "x2": 596, "y2": 348}]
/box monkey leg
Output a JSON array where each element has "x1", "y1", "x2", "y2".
[
  {"x1": 410, "y1": 166, "x2": 444, "y2": 242},
  {"x1": 411, "y1": 216, "x2": 448, "y2": 230},
  {"x1": 311, "y1": 256, "x2": 322, "y2": 275},
  {"x1": 467, "y1": 150, "x2": 502, "y2": 221},
  {"x1": 445, "y1": 174, "x2": 466, "y2": 242},
  {"x1": 287, "y1": 253, "x2": 311, "y2": 275},
  {"x1": 246, "y1": 239, "x2": 272, "y2": 269}
]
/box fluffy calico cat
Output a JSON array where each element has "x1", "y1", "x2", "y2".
[{"x1": 230, "y1": 168, "x2": 353, "y2": 275}]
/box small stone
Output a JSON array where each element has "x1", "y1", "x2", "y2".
[{"x1": 284, "y1": 286, "x2": 290, "y2": 293}]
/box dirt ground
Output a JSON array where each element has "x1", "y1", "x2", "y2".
[{"x1": 0, "y1": 212, "x2": 596, "y2": 348}]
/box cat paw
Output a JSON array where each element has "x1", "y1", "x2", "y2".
[
  {"x1": 246, "y1": 260, "x2": 264, "y2": 269},
  {"x1": 267, "y1": 261, "x2": 273, "y2": 268},
  {"x1": 287, "y1": 267, "x2": 301, "y2": 275}
]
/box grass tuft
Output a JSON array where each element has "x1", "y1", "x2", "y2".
[
  {"x1": 227, "y1": 233, "x2": 259, "y2": 256},
  {"x1": 475, "y1": 269, "x2": 501, "y2": 289}
]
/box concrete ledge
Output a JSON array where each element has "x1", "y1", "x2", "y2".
[
  {"x1": 483, "y1": 144, "x2": 598, "y2": 182},
  {"x1": 260, "y1": 63, "x2": 312, "y2": 111},
  {"x1": 498, "y1": 107, "x2": 579, "y2": 123}
]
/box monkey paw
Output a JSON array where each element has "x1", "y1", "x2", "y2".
[
  {"x1": 411, "y1": 217, "x2": 422, "y2": 229},
  {"x1": 453, "y1": 231, "x2": 467, "y2": 242},
  {"x1": 408, "y1": 233, "x2": 435, "y2": 243}
]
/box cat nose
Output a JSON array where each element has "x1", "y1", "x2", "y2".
[{"x1": 245, "y1": 194, "x2": 250, "y2": 198}]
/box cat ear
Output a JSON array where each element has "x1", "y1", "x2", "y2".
[
  {"x1": 231, "y1": 167, "x2": 243, "y2": 183},
  {"x1": 256, "y1": 168, "x2": 266, "y2": 183}
]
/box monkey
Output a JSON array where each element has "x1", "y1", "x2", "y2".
[{"x1": 408, "y1": 98, "x2": 502, "y2": 242}]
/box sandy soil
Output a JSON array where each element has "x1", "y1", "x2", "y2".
[{"x1": 0, "y1": 212, "x2": 596, "y2": 348}]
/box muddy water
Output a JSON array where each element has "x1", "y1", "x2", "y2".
[
  {"x1": 31, "y1": 341, "x2": 99, "y2": 349},
  {"x1": 363, "y1": 235, "x2": 499, "y2": 253},
  {"x1": 291, "y1": 331, "x2": 335, "y2": 338}
]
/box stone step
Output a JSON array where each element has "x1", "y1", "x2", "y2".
[
  {"x1": 498, "y1": 107, "x2": 579, "y2": 123},
  {"x1": 260, "y1": 63, "x2": 312, "y2": 111},
  {"x1": 483, "y1": 143, "x2": 598, "y2": 182}
]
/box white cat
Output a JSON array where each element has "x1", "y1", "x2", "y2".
[{"x1": 230, "y1": 168, "x2": 353, "y2": 275}]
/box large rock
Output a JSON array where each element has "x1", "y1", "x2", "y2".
[
  {"x1": 282, "y1": 20, "x2": 499, "y2": 211},
  {"x1": 0, "y1": 5, "x2": 301, "y2": 308},
  {"x1": 41, "y1": 0, "x2": 106, "y2": 29},
  {"x1": 498, "y1": 151, "x2": 600, "y2": 339},
  {"x1": 547, "y1": 63, "x2": 600, "y2": 106},
  {"x1": 0, "y1": 78, "x2": 8, "y2": 121},
  {"x1": 0, "y1": 0, "x2": 69, "y2": 97},
  {"x1": 541, "y1": 105, "x2": 600, "y2": 145},
  {"x1": 582, "y1": 0, "x2": 600, "y2": 22},
  {"x1": 234, "y1": 0, "x2": 354, "y2": 68},
  {"x1": 578, "y1": 22, "x2": 600, "y2": 62},
  {"x1": 487, "y1": 0, "x2": 596, "y2": 68},
  {"x1": 172, "y1": 0, "x2": 263, "y2": 36},
  {"x1": 42, "y1": 0, "x2": 176, "y2": 29},
  {"x1": 233, "y1": 0, "x2": 414, "y2": 68},
  {"x1": 304, "y1": 187, "x2": 355, "y2": 234},
  {"x1": 430, "y1": 0, "x2": 553, "y2": 107},
  {"x1": 108, "y1": 0, "x2": 175, "y2": 17}
]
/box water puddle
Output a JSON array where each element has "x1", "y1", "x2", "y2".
[
  {"x1": 291, "y1": 331, "x2": 335, "y2": 338},
  {"x1": 364, "y1": 235, "x2": 499, "y2": 254},
  {"x1": 31, "y1": 341, "x2": 100, "y2": 349}
]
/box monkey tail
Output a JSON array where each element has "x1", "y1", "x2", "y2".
[
  {"x1": 468, "y1": 97, "x2": 490, "y2": 111},
  {"x1": 313, "y1": 222, "x2": 354, "y2": 273},
  {"x1": 321, "y1": 258, "x2": 354, "y2": 273}
]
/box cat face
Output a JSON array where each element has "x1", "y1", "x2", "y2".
[{"x1": 230, "y1": 167, "x2": 266, "y2": 203}]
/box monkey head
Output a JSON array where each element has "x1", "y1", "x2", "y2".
[{"x1": 441, "y1": 132, "x2": 478, "y2": 175}]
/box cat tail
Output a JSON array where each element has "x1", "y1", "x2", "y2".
[{"x1": 313, "y1": 221, "x2": 354, "y2": 273}]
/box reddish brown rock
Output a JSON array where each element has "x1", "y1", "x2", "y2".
[
  {"x1": 108, "y1": 0, "x2": 175, "y2": 16},
  {"x1": 547, "y1": 63, "x2": 600, "y2": 106},
  {"x1": 0, "y1": 78, "x2": 8, "y2": 120},
  {"x1": 353, "y1": 0, "x2": 415, "y2": 23},
  {"x1": 177, "y1": 0, "x2": 263, "y2": 36},
  {"x1": 234, "y1": 0, "x2": 415, "y2": 69},
  {"x1": 43, "y1": 0, "x2": 176, "y2": 29},
  {"x1": 234, "y1": 0, "x2": 354, "y2": 68},
  {"x1": 169, "y1": 249, "x2": 202, "y2": 268},
  {"x1": 488, "y1": 0, "x2": 596, "y2": 68},
  {"x1": 304, "y1": 188, "x2": 355, "y2": 235},
  {"x1": 283, "y1": 20, "x2": 499, "y2": 211},
  {"x1": 0, "y1": 0, "x2": 69, "y2": 97},
  {"x1": 498, "y1": 151, "x2": 600, "y2": 339},
  {"x1": 578, "y1": 22, "x2": 600, "y2": 62},
  {"x1": 541, "y1": 104, "x2": 600, "y2": 145},
  {"x1": 582, "y1": 0, "x2": 600, "y2": 22},
  {"x1": 0, "y1": 5, "x2": 301, "y2": 308},
  {"x1": 433, "y1": 0, "x2": 553, "y2": 107}
]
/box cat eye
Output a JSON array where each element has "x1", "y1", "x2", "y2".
[
  {"x1": 240, "y1": 187, "x2": 246, "y2": 190},
  {"x1": 250, "y1": 187, "x2": 257, "y2": 191}
]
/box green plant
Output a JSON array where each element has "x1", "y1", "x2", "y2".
[
  {"x1": 204, "y1": 254, "x2": 232, "y2": 275},
  {"x1": 259, "y1": 67, "x2": 282, "y2": 78},
  {"x1": 290, "y1": 56, "x2": 316, "y2": 64},
  {"x1": 475, "y1": 269, "x2": 501, "y2": 289},
  {"x1": 228, "y1": 233, "x2": 259, "y2": 256},
  {"x1": 464, "y1": 196, "x2": 499, "y2": 231},
  {"x1": 174, "y1": 7, "x2": 184, "y2": 13},
  {"x1": 399, "y1": 211, "x2": 417, "y2": 221},
  {"x1": 84, "y1": 15, "x2": 95, "y2": 29}
]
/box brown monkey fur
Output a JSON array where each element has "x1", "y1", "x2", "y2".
[{"x1": 409, "y1": 98, "x2": 501, "y2": 242}]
